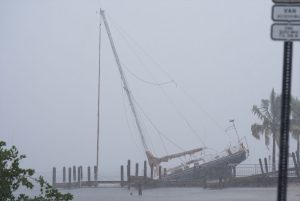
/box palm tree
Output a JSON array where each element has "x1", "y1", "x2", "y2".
[
  {"x1": 251, "y1": 89, "x2": 281, "y2": 172},
  {"x1": 291, "y1": 97, "x2": 300, "y2": 163}
]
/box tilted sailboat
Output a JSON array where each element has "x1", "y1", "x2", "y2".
[{"x1": 98, "y1": 9, "x2": 249, "y2": 181}]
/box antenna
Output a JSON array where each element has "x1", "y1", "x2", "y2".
[
  {"x1": 225, "y1": 119, "x2": 240, "y2": 144},
  {"x1": 229, "y1": 119, "x2": 240, "y2": 144}
]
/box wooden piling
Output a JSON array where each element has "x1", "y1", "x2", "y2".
[
  {"x1": 232, "y1": 166, "x2": 236, "y2": 178},
  {"x1": 94, "y1": 166, "x2": 98, "y2": 187},
  {"x1": 127, "y1": 160, "x2": 131, "y2": 190},
  {"x1": 264, "y1": 158, "x2": 269, "y2": 174},
  {"x1": 192, "y1": 166, "x2": 196, "y2": 178},
  {"x1": 78, "y1": 166, "x2": 83, "y2": 188},
  {"x1": 292, "y1": 152, "x2": 299, "y2": 178},
  {"x1": 259, "y1": 158, "x2": 264, "y2": 174},
  {"x1": 73, "y1": 166, "x2": 76, "y2": 181},
  {"x1": 135, "y1": 163, "x2": 139, "y2": 177},
  {"x1": 52, "y1": 167, "x2": 56, "y2": 187},
  {"x1": 150, "y1": 164, "x2": 154, "y2": 180},
  {"x1": 78, "y1": 166, "x2": 81, "y2": 186},
  {"x1": 68, "y1": 167, "x2": 72, "y2": 186},
  {"x1": 203, "y1": 168, "x2": 207, "y2": 189},
  {"x1": 143, "y1": 161, "x2": 147, "y2": 179},
  {"x1": 159, "y1": 166, "x2": 162, "y2": 180},
  {"x1": 218, "y1": 175, "x2": 223, "y2": 188},
  {"x1": 164, "y1": 168, "x2": 167, "y2": 176},
  {"x1": 121, "y1": 165, "x2": 124, "y2": 187},
  {"x1": 80, "y1": 166, "x2": 83, "y2": 180},
  {"x1": 63, "y1": 167, "x2": 66, "y2": 183},
  {"x1": 297, "y1": 150, "x2": 299, "y2": 165},
  {"x1": 88, "y1": 166, "x2": 91, "y2": 184},
  {"x1": 138, "y1": 183, "x2": 142, "y2": 196}
]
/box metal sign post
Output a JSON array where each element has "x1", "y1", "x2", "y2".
[
  {"x1": 277, "y1": 41, "x2": 293, "y2": 201},
  {"x1": 271, "y1": 1, "x2": 298, "y2": 201}
]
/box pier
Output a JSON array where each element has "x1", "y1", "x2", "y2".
[{"x1": 52, "y1": 152, "x2": 300, "y2": 189}]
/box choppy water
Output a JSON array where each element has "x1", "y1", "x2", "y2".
[{"x1": 58, "y1": 186, "x2": 300, "y2": 201}]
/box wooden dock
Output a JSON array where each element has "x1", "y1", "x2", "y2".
[{"x1": 52, "y1": 154, "x2": 300, "y2": 189}]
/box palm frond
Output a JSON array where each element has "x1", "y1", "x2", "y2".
[{"x1": 252, "y1": 105, "x2": 269, "y2": 121}]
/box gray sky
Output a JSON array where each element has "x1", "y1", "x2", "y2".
[{"x1": 1, "y1": 0, "x2": 300, "y2": 178}]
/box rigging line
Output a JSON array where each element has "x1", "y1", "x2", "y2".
[
  {"x1": 160, "y1": 86, "x2": 207, "y2": 147},
  {"x1": 106, "y1": 14, "x2": 173, "y2": 85},
  {"x1": 136, "y1": 99, "x2": 170, "y2": 156},
  {"x1": 122, "y1": 63, "x2": 176, "y2": 86},
  {"x1": 106, "y1": 15, "x2": 175, "y2": 87},
  {"x1": 107, "y1": 15, "x2": 206, "y2": 147},
  {"x1": 176, "y1": 85, "x2": 225, "y2": 132},
  {"x1": 140, "y1": 112, "x2": 158, "y2": 156},
  {"x1": 132, "y1": 96, "x2": 185, "y2": 152},
  {"x1": 120, "y1": 82, "x2": 144, "y2": 156},
  {"x1": 107, "y1": 14, "x2": 224, "y2": 133},
  {"x1": 106, "y1": 14, "x2": 175, "y2": 81},
  {"x1": 121, "y1": 81, "x2": 158, "y2": 157},
  {"x1": 132, "y1": 96, "x2": 186, "y2": 165}
]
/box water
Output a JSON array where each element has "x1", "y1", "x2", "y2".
[{"x1": 58, "y1": 186, "x2": 300, "y2": 201}]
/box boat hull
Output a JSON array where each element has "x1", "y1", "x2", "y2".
[{"x1": 162, "y1": 150, "x2": 247, "y2": 181}]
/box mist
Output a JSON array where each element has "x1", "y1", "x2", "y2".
[{"x1": 1, "y1": 0, "x2": 300, "y2": 181}]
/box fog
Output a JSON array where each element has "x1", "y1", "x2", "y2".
[{"x1": 1, "y1": 0, "x2": 300, "y2": 178}]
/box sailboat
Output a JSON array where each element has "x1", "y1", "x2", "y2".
[{"x1": 98, "y1": 9, "x2": 249, "y2": 181}]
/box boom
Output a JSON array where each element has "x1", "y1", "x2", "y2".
[{"x1": 146, "y1": 148, "x2": 203, "y2": 167}]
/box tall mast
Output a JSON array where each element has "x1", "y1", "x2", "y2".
[
  {"x1": 100, "y1": 9, "x2": 149, "y2": 152},
  {"x1": 96, "y1": 9, "x2": 102, "y2": 180}
]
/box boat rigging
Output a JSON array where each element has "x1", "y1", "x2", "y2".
[
  {"x1": 100, "y1": 9, "x2": 204, "y2": 172},
  {"x1": 98, "y1": 9, "x2": 249, "y2": 180}
]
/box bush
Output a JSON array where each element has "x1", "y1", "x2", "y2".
[{"x1": 0, "y1": 141, "x2": 73, "y2": 201}]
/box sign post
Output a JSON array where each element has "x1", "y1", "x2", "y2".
[
  {"x1": 271, "y1": 1, "x2": 299, "y2": 201},
  {"x1": 277, "y1": 40, "x2": 293, "y2": 201}
]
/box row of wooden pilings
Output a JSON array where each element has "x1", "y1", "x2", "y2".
[
  {"x1": 121, "y1": 160, "x2": 166, "y2": 189},
  {"x1": 52, "y1": 166, "x2": 98, "y2": 188},
  {"x1": 258, "y1": 152, "x2": 300, "y2": 178},
  {"x1": 52, "y1": 160, "x2": 165, "y2": 188}
]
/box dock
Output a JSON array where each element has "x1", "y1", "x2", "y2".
[{"x1": 52, "y1": 153, "x2": 300, "y2": 189}]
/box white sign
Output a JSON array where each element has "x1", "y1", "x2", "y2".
[
  {"x1": 273, "y1": 5, "x2": 300, "y2": 21},
  {"x1": 271, "y1": 23, "x2": 300, "y2": 41},
  {"x1": 273, "y1": 0, "x2": 300, "y2": 3}
]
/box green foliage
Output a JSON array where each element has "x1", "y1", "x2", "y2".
[
  {"x1": 0, "y1": 141, "x2": 73, "y2": 201},
  {"x1": 291, "y1": 97, "x2": 300, "y2": 139},
  {"x1": 251, "y1": 89, "x2": 300, "y2": 168},
  {"x1": 291, "y1": 97, "x2": 300, "y2": 161},
  {"x1": 251, "y1": 89, "x2": 282, "y2": 171},
  {"x1": 251, "y1": 89, "x2": 281, "y2": 148}
]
